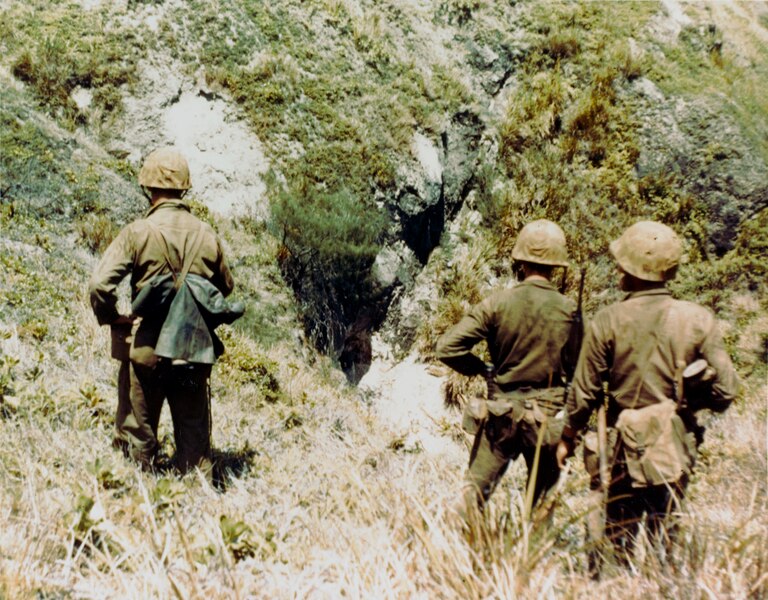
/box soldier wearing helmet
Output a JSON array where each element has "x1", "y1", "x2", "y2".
[
  {"x1": 89, "y1": 147, "x2": 235, "y2": 477},
  {"x1": 436, "y1": 219, "x2": 577, "y2": 517},
  {"x1": 556, "y1": 221, "x2": 738, "y2": 569}
]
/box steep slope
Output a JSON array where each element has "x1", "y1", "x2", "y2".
[{"x1": 0, "y1": 1, "x2": 766, "y2": 598}]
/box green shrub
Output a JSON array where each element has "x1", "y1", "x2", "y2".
[
  {"x1": 75, "y1": 213, "x2": 120, "y2": 254},
  {"x1": 672, "y1": 208, "x2": 768, "y2": 314},
  {"x1": 216, "y1": 329, "x2": 282, "y2": 403},
  {"x1": 437, "y1": 0, "x2": 487, "y2": 26},
  {"x1": 272, "y1": 182, "x2": 386, "y2": 351},
  {"x1": 419, "y1": 1, "x2": 669, "y2": 354}
]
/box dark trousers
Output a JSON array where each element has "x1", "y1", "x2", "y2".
[
  {"x1": 605, "y1": 469, "x2": 688, "y2": 559},
  {"x1": 115, "y1": 359, "x2": 212, "y2": 473},
  {"x1": 466, "y1": 414, "x2": 561, "y2": 508},
  {"x1": 583, "y1": 434, "x2": 688, "y2": 571}
]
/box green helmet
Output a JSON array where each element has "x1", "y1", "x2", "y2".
[
  {"x1": 610, "y1": 221, "x2": 682, "y2": 281},
  {"x1": 138, "y1": 147, "x2": 191, "y2": 190},
  {"x1": 512, "y1": 219, "x2": 569, "y2": 267}
]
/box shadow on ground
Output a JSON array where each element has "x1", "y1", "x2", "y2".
[{"x1": 212, "y1": 445, "x2": 259, "y2": 491}]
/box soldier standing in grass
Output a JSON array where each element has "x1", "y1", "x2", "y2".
[
  {"x1": 436, "y1": 219, "x2": 577, "y2": 515},
  {"x1": 89, "y1": 147, "x2": 239, "y2": 477},
  {"x1": 556, "y1": 221, "x2": 739, "y2": 567}
]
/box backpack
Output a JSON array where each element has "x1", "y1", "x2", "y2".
[{"x1": 615, "y1": 400, "x2": 695, "y2": 488}]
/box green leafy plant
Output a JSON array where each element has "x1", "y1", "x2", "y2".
[
  {"x1": 218, "y1": 515, "x2": 258, "y2": 561},
  {"x1": 150, "y1": 478, "x2": 186, "y2": 513},
  {"x1": 86, "y1": 457, "x2": 125, "y2": 491},
  {"x1": 272, "y1": 183, "x2": 386, "y2": 351}
]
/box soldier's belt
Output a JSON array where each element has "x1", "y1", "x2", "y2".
[{"x1": 486, "y1": 386, "x2": 565, "y2": 419}]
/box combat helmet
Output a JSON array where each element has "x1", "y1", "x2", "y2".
[
  {"x1": 610, "y1": 221, "x2": 682, "y2": 281},
  {"x1": 512, "y1": 219, "x2": 569, "y2": 267},
  {"x1": 138, "y1": 147, "x2": 191, "y2": 190}
]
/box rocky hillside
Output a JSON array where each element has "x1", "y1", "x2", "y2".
[{"x1": 0, "y1": 1, "x2": 766, "y2": 598}]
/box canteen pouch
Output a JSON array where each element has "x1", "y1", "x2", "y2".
[
  {"x1": 616, "y1": 401, "x2": 695, "y2": 488},
  {"x1": 462, "y1": 395, "x2": 488, "y2": 435}
]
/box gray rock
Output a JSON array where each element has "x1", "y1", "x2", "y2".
[{"x1": 635, "y1": 90, "x2": 768, "y2": 254}]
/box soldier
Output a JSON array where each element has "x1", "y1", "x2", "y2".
[
  {"x1": 436, "y1": 219, "x2": 576, "y2": 514},
  {"x1": 556, "y1": 221, "x2": 739, "y2": 565},
  {"x1": 89, "y1": 147, "x2": 236, "y2": 476}
]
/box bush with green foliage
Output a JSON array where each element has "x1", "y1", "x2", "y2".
[
  {"x1": 272, "y1": 181, "x2": 387, "y2": 351},
  {"x1": 422, "y1": 0, "x2": 768, "y2": 363}
]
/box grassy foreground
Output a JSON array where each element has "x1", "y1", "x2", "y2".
[{"x1": 0, "y1": 207, "x2": 765, "y2": 598}]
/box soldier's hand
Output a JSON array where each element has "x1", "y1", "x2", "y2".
[
  {"x1": 113, "y1": 314, "x2": 135, "y2": 325},
  {"x1": 556, "y1": 439, "x2": 574, "y2": 469}
]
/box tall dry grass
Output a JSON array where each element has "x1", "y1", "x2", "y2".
[
  {"x1": 0, "y1": 204, "x2": 766, "y2": 599},
  {"x1": 1, "y1": 310, "x2": 765, "y2": 599}
]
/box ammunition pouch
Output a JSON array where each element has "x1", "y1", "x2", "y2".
[{"x1": 484, "y1": 387, "x2": 566, "y2": 451}]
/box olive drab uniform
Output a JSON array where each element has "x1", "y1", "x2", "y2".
[
  {"x1": 89, "y1": 151, "x2": 234, "y2": 473},
  {"x1": 565, "y1": 289, "x2": 738, "y2": 548},
  {"x1": 560, "y1": 221, "x2": 739, "y2": 560},
  {"x1": 437, "y1": 279, "x2": 575, "y2": 506}
]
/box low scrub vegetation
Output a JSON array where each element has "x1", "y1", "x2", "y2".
[
  {"x1": 0, "y1": 0, "x2": 765, "y2": 598},
  {"x1": 422, "y1": 0, "x2": 767, "y2": 350},
  {"x1": 272, "y1": 182, "x2": 388, "y2": 352},
  {"x1": 166, "y1": 0, "x2": 471, "y2": 349},
  {"x1": 1, "y1": 2, "x2": 143, "y2": 128}
]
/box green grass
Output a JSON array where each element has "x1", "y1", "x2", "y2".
[
  {"x1": 0, "y1": 2, "x2": 144, "y2": 129},
  {"x1": 646, "y1": 4, "x2": 768, "y2": 165},
  {"x1": 422, "y1": 0, "x2": 768, "y2": 357},
  {"x1": 146, "y1": 0, "x2": 472, "y2": 349}
]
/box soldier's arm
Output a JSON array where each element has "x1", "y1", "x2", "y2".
[
  {"x1": 435, "y1": 298, "x2": 493, "y2": 377},
  {"x1": 212, "y1": 238, "x2": 235, "y2": 297},
  {"x1": 700, "y1": 314, "x2": 740, "y2": 412},
  {"x1": 562, "y1": 318, "x2": 610, "y2": 439},
  {"x1": 88, "y1": 227, "x2": 134, "y2": 325}
]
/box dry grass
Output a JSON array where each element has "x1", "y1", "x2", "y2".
[
  {"x1": 0, "y1": 1, "x2": 766, "y2": 598},
  {"x1": 1, "y1": 271, "x2": 765, "y2": 599}
]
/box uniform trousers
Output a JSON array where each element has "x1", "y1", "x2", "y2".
[
  {"x1": 466, "y1": 413, "x2": 561, "y2": 508},
  {"x1": 583, "y1": 432, "x2": 688, "y2": 567},
  {"x1": 114, "y1": 359, "x2": 212, "y2": 474}
]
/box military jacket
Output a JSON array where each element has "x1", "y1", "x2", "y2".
[
  {"x1": 565, "y1": 289, "x2": 739, "y2": 434},
  {"x1": 89, "y1": 200, "x2": 234, "y2": 326},
  {"x1": 436, "y1": 279, "x2": 575, "y2": 390}
]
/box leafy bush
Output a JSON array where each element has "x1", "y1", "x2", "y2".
[
  {"x1": 216, "y1": 328, "x2": 282, "y2": 403},
  {"x1": 272, "y1": 182, "x2": 387, "y2": 351},
  {"x1": 74, "y1": 213, "x2": 120, "y2": 254},
  {"x1": 419, "y1": 1, "x2": 689, "y2": 355}
]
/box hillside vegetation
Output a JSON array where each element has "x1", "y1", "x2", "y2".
[{"x1": 0, "y1": 0, "x2": 766, "y2": 598}]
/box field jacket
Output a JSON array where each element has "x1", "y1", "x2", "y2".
[
  {"x1": 89, "y1": 200, "x2": 235, "y2": 364},
  {"x1": 436, "y1": 279, "x2": 576, "y2": 391},
  {"x1": 565, "y1": 289, "x2": 739, "y2": 435},
  {"x1": 89, "y1": 200, "x2": 233, "y2": 325}
]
